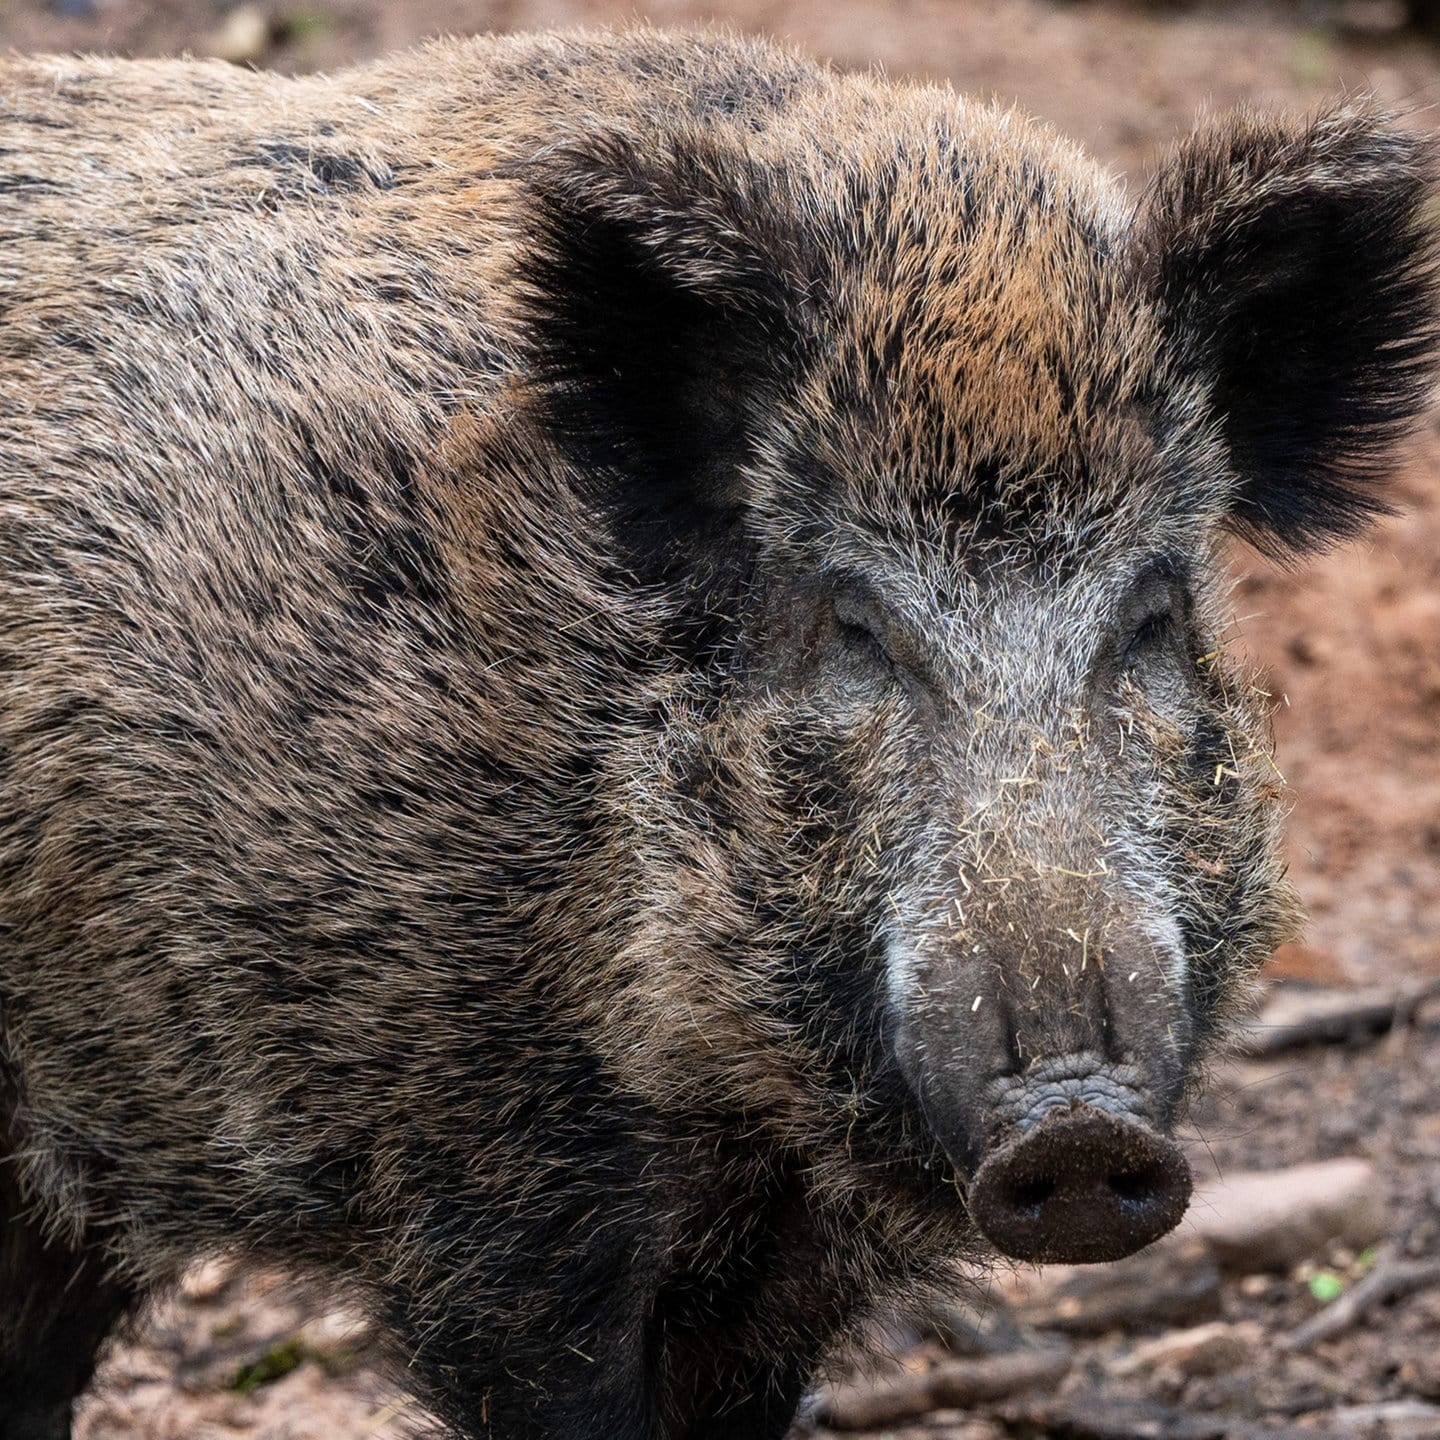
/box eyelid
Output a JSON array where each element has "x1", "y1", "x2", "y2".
[
  {"x1": 1119, "y1": 568, "x2": 1184, "y2": 669},
  {"x1": 1130, "y1": 590, "x2": 1173, "y2": 630},
  {"x1": 1123, "y1": 558, "x2": 1183, "y2": 629},
  {"x1": 832, "y1": 588, "x2": 888, "y2": 641},
  {"x1": 1130, "y1": 554, "x2": 1187, "y2": 599},
  {"x1": 830, "y1": 586, "x2": 945, "y2": 707}
]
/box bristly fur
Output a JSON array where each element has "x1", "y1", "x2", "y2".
[
  {"x1": 1140, "y1": 106, "x2": 1440, "y2": 557},
  {"x1": 0, "y1": 29, "x2": 1432, "y2": 1440}
]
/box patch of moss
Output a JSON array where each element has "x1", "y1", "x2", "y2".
[{"x1": 231, "y1": 1338, "x2": 306, "y2": 1395}]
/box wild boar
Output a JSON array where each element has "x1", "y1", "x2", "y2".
[{"x1": 0, "y1": 27, "x2": 1434, "y2": 1440}]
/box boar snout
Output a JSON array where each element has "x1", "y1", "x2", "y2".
[
  {"x1": 892, "y1": 900, "x2": 1198, "y2": 1265},
  {"x1": 968, "y1": 1096, "x2": 1192, "y2": 1265}
]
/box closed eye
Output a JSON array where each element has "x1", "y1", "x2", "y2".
[
  {"x1": 833, "y1": 591, "x2": 896, "y2": 669},
  {"x1": 1121, "y1": 605, "x2": 1175, "y2": 668},
  {"x1": 828, "y1": 581, "x2": 943, "y2": 713},
  {"x1": 1118, "y1": 556, "x2": 1188, "y2": 672}
]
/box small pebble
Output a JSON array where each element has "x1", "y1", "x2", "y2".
[
  {"x1": 1110, "y1": 1321, "x2": 1262, "y2": 1380},
  {"x1": 207, "y1": 5, "x2": 273, "y2": 65}
]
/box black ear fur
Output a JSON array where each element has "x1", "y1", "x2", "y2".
[
  {"x1": 1142, "y1": 108, "x2": 1439, "y2": 555},
  {"x1": 516, "y1": 131, "x2": 810, "y2": 588}
]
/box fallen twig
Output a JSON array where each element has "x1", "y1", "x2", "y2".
[
  {"x1": 813, "y1": 1346, "x2": 1071, "y2": 1430},
  {"x1": 1284, "y1": 1247, "x2": 1440, "y2": 1351},
  {"x1": 991, "y1": 1393, "x2": 1307, "y2": 1440},
  {"x1": 990, "y1": 1393, "x2": 1284, "y2": 1440},
  {"x1": 1015, "y1": 1239, "x2": 1221, "y2": 1334},
  {"x1": 1321, "y1": 1401, "x2": 1440, "y2": 1437},
  {"x1": 1236, "y1": 980, "x2": 1440, "y2": 1057}
]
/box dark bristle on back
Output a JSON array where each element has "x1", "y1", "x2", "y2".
[{"x1": 1142, "y1": 110, "x2": 1440, "y2": 559}]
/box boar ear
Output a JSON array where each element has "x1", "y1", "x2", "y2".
[
  {"x1": 517, "y1": 131, "x2": 808, "y2": 582},
  {"x1": 1141, "y1": 109, "x2": 1439, "y2": 555}
]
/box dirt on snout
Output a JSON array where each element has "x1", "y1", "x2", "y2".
[{"x1": 1, "y1": 0, "x2": 1436, "y2": 1435}]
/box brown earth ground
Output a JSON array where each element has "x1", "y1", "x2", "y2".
[{"x1": 5, "y1": 0, "x2": 1440, "y2": 1435}]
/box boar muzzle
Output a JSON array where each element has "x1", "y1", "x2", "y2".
[{"x1": 968, "y1": 1104, "x2": 1192, "y2": 1264}]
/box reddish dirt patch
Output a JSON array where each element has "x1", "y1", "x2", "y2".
[{"x1": 1242, "y1": 424, "x2": 1440, "y2": 984}]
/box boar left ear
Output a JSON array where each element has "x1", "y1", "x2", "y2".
[
  {"x1": 1140, "y1": 108, "x2": 1439, "y2": 555},
  {"x1": 515, "y1": 130, "x2": 810, "y2": 584}
]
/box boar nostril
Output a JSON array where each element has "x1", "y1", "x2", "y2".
[
  {"x1": 968, "y1": 1106, "x2": 1192, "y2": 1265},
  {"x1": 1008, "y1": 1176, "x2": 1056, "y2": 1218},
  {"x1": 1109, "y1": 1168, "x2": 1160, "y2": 1208}
]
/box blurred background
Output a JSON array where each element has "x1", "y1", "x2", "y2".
[{"x1": 9, "y1": 1, "x2": 1440, "y2": 1436}]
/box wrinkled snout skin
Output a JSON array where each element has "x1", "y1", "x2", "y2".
[
  {"x1": 1, "y1": 28, "x2": 1436, "y2": 1440},
  {"x1": 881, "y1": 667, "x2": 1266, "y2": 1264}
]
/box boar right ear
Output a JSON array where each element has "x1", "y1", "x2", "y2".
[
  {"x1": 1141, "y1": 109, "x2": 1439, "y2": 556},
  {"x1": 516, "y1": 131, "x2": 809, "y2": 584}
]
